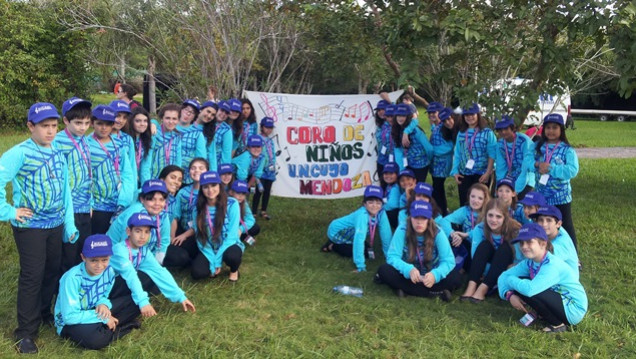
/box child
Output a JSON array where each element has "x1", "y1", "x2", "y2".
[
  {"x1": 322, "y1": 186, "x2": 392, "y2": 272},
  {"x1": 228, "y1": 98, "x2": 246, "y2": 156},
  {"x1": 496, "y1": 178, "x2": 525, "y2": 224},
  {"x1": 438, "y1": 183, "x2": 490, "y2": 253},
  {"x1": 392, "y1": 104, "x2": 433, "y2": 183},
  {"x1": 54, "y1": 97, "x2": 93, "y2": 271},
  {"x1": 187, "y1": 171, "x2": 243, "y2": 281},
  {"x1": 149, "y1": 103, "x2": 183, "y2": 180},
  {"x1": 178, "y1": 99, "x2": 206, "y2": 185},
  {"x1": 232, "y1": 135, "x2": 265, "y2": 190},
  {"x1": 54, "y1": 234, "x2": 152, "y2": 350},
  {"x1": 382, "y1": 162, "x2": 401, "y2": 229},
  {"x1": 229, "y1": 180, "x2": 260, "y2": 245},
  {"x1": 518, "y1": 191, "x2": 547, "y2": 224},
  {"x1": 215, "y1": 101, "x2": 234, "y2": 165},
  {"x1": 430, "y1": 107, "x2": 456, "y2": 215},
  {"x1": 196, "y1": 101, "x2": 219, "y2": 171},
  {"x1": 460, "y1": 198, "x2": 521, "y2": 303},
  {"x1": 450, "y1": 103, "x2": 497, "y2": 207},
  {"x1": 0, "y1": 102, "x2": 78, "y2": 353},
  {"x1": 252, "y1": 117, "x2": 276, "y2": 220},
  {"x1": 126, "y1": 106, "x2": 153, "y2": 186},
  {"x1": 159, "y1": 165, "x2": 184, "y2": 222},
  {"x1": 374, "y1": 99, "x2": 391, "y2": 184},
  {"x1": 532, "y1": 113, "x2": 579, "y2": 251},
  {"x1": 495, "y1": 115, "x2": 535, "y2": 199},
  {"x1": 529, "y1": 206, "x2": 579, "y2": 275},
  {"x1": 399, "y1": 182, "x2": 444, "y2": 224},
  {"x1": 88, "y1": 105, "x2": 135, "y2": 234},
  {"x1": 109, "y1": 100, "x2": 137, "y2": 196},
  {"x1": 219, "y1": 163, "x2": 234, "y2": 190},
  {"x1": 426, "y1": 101, "x2": 444, "y2": 128},
  {"x1": 499, "y1": 223, "x2": 587, "y2": 332},
  {"x1": 376, "y1": 201, "x2": 458, "y2": 300},
  {"x1": 234, "y1": 99, "x2": 258, "y2": 156}
]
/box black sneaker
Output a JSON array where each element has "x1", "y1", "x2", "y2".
[
  {"x1": 431, "y1": 290, "x2": 452, "y2": 302},
  {"x1": 16, "y1": 338, "x2": 38, "y2": 354}
]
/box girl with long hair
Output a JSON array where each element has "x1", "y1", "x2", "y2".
[{"x1": 392, "y1": 104, "x2": 433, "y2": 183}]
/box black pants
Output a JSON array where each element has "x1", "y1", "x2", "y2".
[
  {"x1": 62, "y1": 213, "x2": 92, "y2": 273},
  {"x1": 91, "y1": 210, "x2": 114, "y2": 235},
  {"x1": 516, "y1": 289, "x2": 569, "y2": 326},
  {"x1": 12, "y1": 225, "x2": 63, "y2": 339},
  {"x1": 409, "y1": 166, "x2": 429, "y2": 184},
  {"x1": 386, "y1": 209, "x2": 399, "y2": 230},
  {"x1": 60, "y1": 294, "x2": 140, "y2": 350},
  {"x1": 457, "y1": 174, "x2": 482, "y2": 207},
  {"x1": 432, "y1": 176, "x2": 449, "y2": 216},
  {"x1": 240, "y1": 224, "x2": 261, "y2": 240},
  {"x1": 555, "y1": 202, "x2": 577, "y2": 252},
  {"x1": 376, "y1": 163, "x2": 386, "y2": 188},
  {"x1": 191, "y1": 244, "x2": 243, "y2": 280},
  {"x1": 163, "y1": 236, "x2": 199, "y2": 268},
  {"x1": 516, "y1": 185, "x2": 534, "y2": 201},
  {"x1": 468, "y1": 240, "x2": 513, "y2": 288},
  {"x1": 109, "y1": 271, "x2": 161, "y2": 300},
  {"x1": 377, "y1": 263, "x2": 461, "y2": 297},
  {"x1": 252, "y1": 178, "x2": 274, "y2": 213}
]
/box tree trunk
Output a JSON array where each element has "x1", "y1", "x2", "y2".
[
  {"x1": 119, "y1": 56, "x2": 126, "y2": 82},
  {"x1": 148, "y1": 56, "x2": 156, "y2": 115}
]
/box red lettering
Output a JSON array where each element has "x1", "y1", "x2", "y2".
[
  {"x1": 312, "y1": 127, "x2": 323, "y2": 143},
  {"x1": 324, "y1": 126, "x2": 335, "y2": 143},
  {"x1": 287, "y1": 127, "x2": 298, "y2": 145},
  {"x1": 332, "y1": 179, "x2": 342, "y2": 194},
  {"x1": 299, "y1": 127, "x2": 311, "y2": 144}
]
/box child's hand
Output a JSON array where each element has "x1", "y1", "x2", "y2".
[
  {"x1": 409, "y1": 268, "x2": 421, "y2": 284},
  {"x1": 538, "y1": 162, "x2": 550, "y2": 174},
  {"x1": 106, "y1": 316, "x2": 119, "y2": 331},
  {"x1": 402, "y1": 133, "x2": 411, "y2": 148},
  {"x1": 150, "y1": 123, "x2": 157, "y2": 135},
  {"x1": 140, "y1": 304, "x2": 157, "y2": 318},
  {"x1": 181, "y1": 299, "x2": 196, "y2": 313},
  {"x1": 509, "y1": 294, "x2": 527, "y2": 313},
  {"x1": 95, "y1": 304, "x2": 111, "y2": 320},
  {"x1": 479, "y1": 170, "x2": 491, "y2": 184},
  {"x1": 172, "y1": 234, "x2": 187, "y2": 246},
  {"x1": 15, "y1": 208, "x2": 32, "y2": 223},
  {"x1": 450, "y1": 232, "x2": 463, "y2": 247},
  {"x1": 421, "y1": 272, "x2": 436, "y2": 288}
]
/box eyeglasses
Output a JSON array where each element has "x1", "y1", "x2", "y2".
[{"x1": 183, "y1": 109, "x2": 195, "y2": 115}]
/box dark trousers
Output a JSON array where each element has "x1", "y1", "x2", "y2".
[
  {"x1": 386, "y1": 209, "x2": 399, "y2": 230},
  {"x1": 191, "y1": 244, "x2": 243, "y2": 280},
  {"x1": 251, "y1": 178, "x2": 274, "y2": 213},
  {"x1": 409, "y1": 166, "x2": 429, "y2": 184},
  {"x1": 330, "y1": 241, "x2": 370, "y2": 258},
  {"x1": 12, "y1": 225, "x2": 63, "y2": 339},
  {"x1": 62, "y1": 213, "x2": 92, "y2": 273},
  {"x1": 163, "y1": 236, "x2": 199, "y2": 268},
  {"x1": 457, "y1": 174, "x2": 482, "y2": 207},
  {"x1": 432, "y1": 176, "x2": 449, "y2": 216},
  {"x1": 60, "y1": 294, "x2": 140, "y2": 350},
  {"x1": 468, "y1": 240, "x2": 513, "y2": 288},
  {"x1": 240, "y1": 224, "x2": 261, "y2": 240},
  {"x1": 376, "y1": 163, "x2": 386, "y2": 188},
  {"x1": 516, "y1": 289, "x2": 569, "y2": 326},
  {"x1": 91, "y1": 210, "x2": 114, "y2": 234},
  {"x1": 555, "y1": 202, "x2": 577, "y2": 252},
  {"x1": 377, "y1": 263, "x2": 461, "y2": 297},
  {"x1": 516, "y1": 185, "x2": 534, "y2": 201},
  {"x1": 109, "y1": 271, "x2": 160, "y2": 300}
]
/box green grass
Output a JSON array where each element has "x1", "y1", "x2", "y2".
[
  {"x1": 567, "y1": 119, "x2": 636, "y2": 148},
  {"x1": 0, "y1": 126, "x2": 635, "y2": 356}
]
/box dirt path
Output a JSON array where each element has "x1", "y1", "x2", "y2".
[{"x1": 575, "y1": 147, "x2": 636, "y2": 159}]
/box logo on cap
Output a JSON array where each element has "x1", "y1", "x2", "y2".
[
  {"x1": 148, "y1": 180, "x2": 162, "y2": 187},
  {"x1": 69, "y1": 98, "x2": 82, "y2": 104},
  {"x1": 91, "y1": 240, "x2": 108, "y2": 249},
  {"x1": 138, "y1": 213, "x2": 152, "y2": 221},
  {"x1": 35, "y1": 105, "x2": 53, "y2": 114}
]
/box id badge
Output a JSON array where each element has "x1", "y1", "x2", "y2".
[
  {"x1": 465, "y1": 159, "x2": 475, "y2": 170},
  {"x1": 268, "y1": 165, "x2": 275, "y2": 171},
  {"x1": 388, "y1": 154, "x2": 394, "y2": 163},
  {"x1": 519, "y1": 313, "x2": 536, "y2": 326},
  {"x1": 539, "y1": 174, "x2": 550, "y2": 185},
  {"x1": 367, "y1": 249, "x2": 375, "y2": 260},
  {"x1": 383, "y1": 197, "x2": 387, "y2": 204},
  {"x1": 402, "y1": 157, "x2": 408, "y2": 167},
  {"x1": 380, "y1": 146, "x2": 387, "y2": 155},
  {"x1": 187, "y1": 220, "x2": 193, "y2": 229}
]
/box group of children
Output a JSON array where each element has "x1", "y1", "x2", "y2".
[
  {"x1": 0, "y1": 96, "x2": 277, "y2": 353},
  {"x1": 324, "y1": 100, "x2": 586, "y2": 333}
]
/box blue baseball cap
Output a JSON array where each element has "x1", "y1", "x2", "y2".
[
  {"x1": 495, "y1": 115, "x2": 515, "y2": 130},
  {"x1": 200, "y1": 170, "x2": 221, "y2": 185},
  {"x1": 462, "y1": 103, "x2": 480, "y2": 115},
  {"x1": 92, "y1": 105, "x2": 116, "y2": 122},
  {"x1": 62, "y1": 97, "x2": 92, "y2": 116},
  {"x1": 219, "y1": 101, "x2": 231, "y2": 113},
  {"x1": 231, "y1": 180, "x2": 249, "y2": 193},
  {"x1": 383, "y1": 162, "x2": 399, "y2": 174},
  {"x1": 375, "y1": 100, "x2": 390, "y2": 111},
  {"x1": 82, "y1": 234, "x2": 113, "y2": 258},
  {"x1": 398, "y1": 168, "x2": 415, "y2": 179},
  {"x1": 529, "y1": 205, "x2": 562, "y2": 222},
  {"x1": 183, "y1": 99, "x2": 201, "y2": 111},
  {"x1": 201, "y1": 101, "x2": 218, "y2": 110},
  {"x1": 127, "y1": 212, "x2": 157, "y2": 228},
  {"x1": 385, "y1": 104, "x2": 397, "y2": 116},
  {"x1": 410, "y1": 200, "x2": 433, "y2": 219},
  {"x1": 394, "y1": 104, "x2": 412, "y2": 116},
  {"x1": 511, "y1": 222, "x2": 548, "y2": 243},
  {"x1": 543, "y1": 113, "x2": 564, "y2": 126},
  {"x1": 438, "y1": 107, "x2": 452, "y2": 122},
  {"x1": 260, "y1": 117, "x2": 275, "y2": 128},
  {"x1": 519, "y1": 191, "x2": 547, "y2": 206},
  {"x1": 141, "y1": 179, "x2": 167, "y2": 194},
  {"x1": 414, "y1": 182, "x2": 433, "y2": 198},
  {"x1": 427, "y1": 102, "x2": 443, "y2": 113},
  {"x1": 363, "y1": 185, "x2": 383, "y2": 200},
  {"x1": 247, "y1": 135, "x2": 263, "y2": 147},
  {"x1": 28, "y1": 102, "x2": 60, "y2": 124},
  {"x1": 228, "y1": 98, "x2": 242, "y2": 113},
  {"x1": 109, "y1": 100, "x2": 132, "y2": 114},
  {"x1": 218, "y1": 163, "x2": 233, "y2": 175},
  {"x1": 496, "y1": 178, "x2": 515, "y2": 191}
]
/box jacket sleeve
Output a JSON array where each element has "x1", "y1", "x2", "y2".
[
  {"x1": 0, "y1": 146, "x2": 23, "y2": 221},
  {"x1": 386, "y1": 224, "x2": 414, "y2": 279},
  {"x1": 470, "y1": 224, "x2": 485, "y2": 259},
  {"x1": 206, "y1": 141, "x2": 218, "y2": 171},
  {"x1": 550, "y1": 146, "x2": 579, "y2": 180},
  {"x1": 450, "y1": 136, "x2": 461, "y2": 176},
  {"x1": 61, "y1": 158, "x2": 79, "y2": 243},
  {"x1": 486, "y1": 130, "x2": 497, "y2": 160},
  {"x1": 213, "y1": 200, "x2": 241, "y2": 270},
  {"x1": 221, "y1": 129, "x2": 233, "y2": 165},
  {"x1": 497, "y1": 261, "x2": 530, "y2": 299},
  {"x1": 116, "y1": 147, "x2": 135, "y2": 208},
  {"x1": 429, "y1": 230, "x2": 455, "y2": 282},
  {"x1": 57, "y1": 273, "x2": 108, "y2": 327},
  {"x1": 506, "y1": 260, "x2": 561, "y2": 297},
  {"x1": 352, "y1": 211, "x2": 369, "y2": 271},
  {"x1": 138, "y1": 253, "x2": 187, "y2": 303},
  {"x1": 232, "y1": 154, "x2": 248, "y2": 181},
  {"x1": 495, "y1": 140, "x2": 506, "y2": 180},
  {"x1": 378, "y1": 210, "x2": 392, "y2": 257},
  {"x1": 414, "y1": 128, "x2": 434, "y2": 164},
  {"x1": 109, "y1": 245, "x2": 151, "y2": 308},
  {"x1": 195, "y1": 132, "x2": 206, "y2": 159}
]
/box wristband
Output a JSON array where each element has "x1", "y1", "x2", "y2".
[{"x1": 505, "y1": 291, "x2": 514, "y2": 301}]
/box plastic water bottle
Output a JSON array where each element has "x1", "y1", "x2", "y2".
[{"x1": 333, "y1": 285, "x2": 363, "y2": 297}]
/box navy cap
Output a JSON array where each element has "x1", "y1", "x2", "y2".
[
  {"x1": 438, "y1": 107, "x2": 452, "y2": 122},
  {"x1": 109, "y1": 100, "x2": 132, "y2": 114},
  {"x1": 529, "y1": 205, "x2": 562, "y2": 222},
  {"x1": 385, "y1": 104, "x2": 397, "y2": 116},
  {"x1": 183, "y1": 99, "x2": 201, "y2": 111},
  {"x1": 543, "y1": 113, "x2": 564, "y2": 126},
  {"x1": 410, "y1": 200, "x2": 433, "y2": 219},
  {"x1": 28, "y1": 102, "x2": 60, "y2": 124},
  {"x1": 511, "y1": 222, "x2": 548, "y2": 243},
  {"x1": 219, "y1": 101, "x2": 231, "y2": 113},
  {"x1": 141, "y1": 179, "x2": 167, "y2": 194},
  {"x1": 200, "y1": 170, "x2": 221, "y2": 185},
  {"x1": 201, "y1": 101, "x2": 218, "y2": 110},
  {"x1": 414, "y1": 182, "x2": 433, "y2": 198},
  {"x1": 519, "y1": 191, "x2": 547, "y2": 206},
  {"x1": 363, "y1": 185, "x2": 383, "y2": 200},
  {"x1": 247, "y1": 135, "x2": 263, "y2": 147},
  {"x1": 218, "y1": 163, "x2": 233, "y2": 175},
  {"x1": 496, "y1": 178, "x2": 515, "y2": 191},
  {"x1": 82, "y1": 234, "x2": 113, "y2": 258},
  {"x1": 398, "y1": 168, "x2": 415, "y2": 179},
  {"x1": 383, "y1": 162, "x2": 399, "y2": 174},
  {"x1": 495, "y1": 115, "x2": 515, "y2": 130},
  {"x1": 260, "y1": 117, "x2": 275, "y2": 128},
  {"x1": 127, "y1": 212, "x2": 157, "y2": 228},
  {"x1": 231, "y1": 180, "x2": 249, "y2": 193},
  {"x1": 92, "y1": 105, "x2": 116, "y2": 122},
  {"x1": 375, "y1": 100, "x2": 390, "y2": 110},
  {"x1": 394, "y1": 104, "x2": 412, "y2": 116},
  {"x1": 462, "y1": 103, "x2": 480, "y2": 115},
  {"x1": 62, "y1": 97, "x2": 92, "y2": 116},
  {"x1": 228, "y1": 98, "x2": 242, "y2": 113},
  {"x1": 426, "y1": 102, "x2": 443, "y2": 113}
]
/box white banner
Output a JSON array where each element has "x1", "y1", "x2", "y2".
[{"x1": 244, "y1": 90, "x2": 403, "y2": 199}]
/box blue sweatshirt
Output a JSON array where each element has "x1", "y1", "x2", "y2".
[
  {"x1": 512, "y1": 227, "x2": 579, "y2": 277},
  {"x1": 174, "y1": 185, "x2": 198, "y2": 230},
  {"x1": 383, "y1": 183, "x2": 401, "y2": 211},
  {"x1": 134, "y1": 135, "x2": 153, "y2": 186},
  {"x1": 430, "y1": 123, "x2": 454, "y2": 178},
  {"x1": 386, "y1": 222, "x2": 455, "y2": 282},
  {"x1": 113, "y1": 131, "x2": 137, "y2": 193},
  {"x1": 178, "y1": 124, "x2": 207, "y2": 185},
  {"x1": 238, "y1": 201, "x2": 256, "y2": 233},
  {"x1": 214, "y1": 122, "x2": 233, "y2": 166},
  {"x1": 107, "y1": 202, "x2": 170, "y2": 259},
  {"x1": 0, "y1": 139, "x2": 78, "y2": 242},
  {"x1": 394, "y1": 126, "x2": 434, "y2": 169},
  {"x1": 233, "y1": 121, "x2": 258, "y2": 156},
  {"x1": 470, "y1": 222, "x2": 505, "y2": 258},
  {"x1": 532, "y1": 142, "x2": 579, "y2": 205},
  {"x1": 451, "y1": 128, "x2": 497, "y2": 176},
  {"x1": 261, "y1": 134, "x2": 277, "y2": 181},
  {"x1": 498, "y1": 252, "x2": 588, "y2": 325},
  {"x1": 232, "y1": 151, "x2": 265, "y2": 181},
  {"x1": 437, "y1": 206, "x2": 480, "y2": 239},
  {"x1": 327, "y1": 206, "x2": 392, "y2": 271},
  {"x1": 87, "y1": 135, "x2": 135, "y2": 212},
  {"x1": 149, "y1": 128, "x2": 183, "y2": 180},
  {"x1": 495, "y1": 133, "x2": 535, "y2": 193},
  {"x1": 376, "y1": 122, "x2": 394, "y2": 166},
  {"x1": 53, "y1": 130, "x2": 93, "y2": 214}
]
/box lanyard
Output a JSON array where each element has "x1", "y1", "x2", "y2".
[
  {"x1": 34, "y1": 143, "x2": 56, "y2": 179},
  {"x1": 188, "y1": 187, "x2": 196, "y2": 206},
  {"x1": 65, "y1": 129, "x2": 91, "y2": 179},
  {"x1": 368, "y1": 216, "x2": 377, "y2": 247},
  {"x1": 504, "y1": 134, "x2": 517, "y2": 174},
  {"x1": 416, "y1": 239, "x2": 425, "y2": 270},
  {"x1": 155, "y1": 215, "x2": 161, "y2": 251},
  {"x1": 544, "y1": 141, "x2": 561, "y2": 163},
  {"x1": 528, "y1": 252, "x2": 548, "y2": 279},
  {"x1": 206, "y1": 206, "x2": 215, "y2": 238},
  {"x1": 162, "y1": 126, "x2": 174, "y2": 164},
  {"x1": 384, "y1": 184, "x2": 393, "y2": 198},
  {"x1": 92, "y1": 134, "x2": 120, "y2": 177},
  {"x1": 136, "y1": 138, "x2": 142, "y2": 169},
  {"x1": 470, "y1": 210, "x2": 476, "y2": 229},
  {"x1": 464, "y1": 129, "x2": 479, "y2": 159},
  {"x1": 265, "y1": 138, "x2": 273, "y2": 161},
  {"x1": 126, "y1": 239, "x2": 143, "y2": 269}
]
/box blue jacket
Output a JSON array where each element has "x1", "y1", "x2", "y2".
[
  {"x1": 532, "y1": 142, "x2": 579, "y2": 205},
  {"x1": 261, "y1": 134, "x2": 277, "y2": 181},
  {"x1": 53, "y1": 130, "x2": 93, "y2": 214},
  {"x1": 430, "y1": 123, "x2": 454, "y2": 178},
  {"x1": 107, "y1": 202, "x2": 170, "y2": 258},
  {"x1": 437, "y1": 206, "x2": 480, "y2": 239},
  {"x1": 238, "y1": 201, "x2": 256, "y2": 234},
  {"x1": 87, "y1": 135, "x2": 135, "y2": 212},
  {"x1": 134, "y1": 135, "x2": 153, "y2": 186},
  {"x1": 215, "y1": 122, "x2": 233, "y2": 166},
  {"x1": 113, "y1": 131, "x2": 137, "y2": 199},
  {"x1": 383, "y1": 183, "x2": 401, "y2": 211},
  {"x1": 512, "y1": 227, "x2": 579, "y2": 278},
  {"x1": 174, "y1": 185, "x2": 198, "y2": 230},
  {"x1": 149, "y1": 128, "x2": 183, "y2": 180},
  {"x1": 451, "y1": 128, "x2": 497, "y2": 176},
  {"x1": 232, "y1": 151, "x2": 265, "y2": 181},
  {"x1": 495, "y1": 133, "x2": 535, "y2": 192},
  {"x1": 178, "y1": 124, "x2": 207, "y2": 185},
  {"x1": 394, "y1": 126, "x2": 433, "y2": 169}
]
